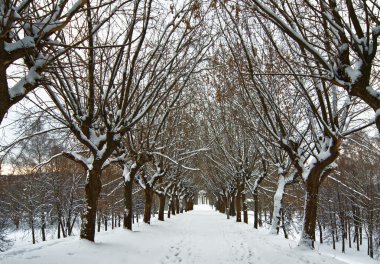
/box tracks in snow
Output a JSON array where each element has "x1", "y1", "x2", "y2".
[{"x1": 159, "y1": 209, "x2": 258, "y2": 264}]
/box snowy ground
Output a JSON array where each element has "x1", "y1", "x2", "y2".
[{"x1": 0, "y1": 205, "x2": 376, "y2": 264}]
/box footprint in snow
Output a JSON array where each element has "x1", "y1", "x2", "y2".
[{"x1": 25, "y1": 255, "x2": 40, "y2": 260}]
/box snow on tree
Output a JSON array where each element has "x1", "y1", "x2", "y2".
[
  {"x1": 0, "y1": 0, "x2": 86, "y2": 123},
  {"x1": 243, "y1": 0, "x2": 380, "y2": 133},
  {"x1": 43, "y1": 0, "x2": 210, "y2": 241}
]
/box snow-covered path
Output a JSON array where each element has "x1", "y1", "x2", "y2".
[
  {"x1": 159, "y1": 206, "x2": 256, "y2": 264},
  {"x1": 0, "y1": 205, "x2": 374, "y2": 264}
]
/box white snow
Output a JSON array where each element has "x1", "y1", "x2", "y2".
[
  {"x1": 366, "y1": 86, "x2": 380, "y2": 99},
  {"x1": 122, "y1": 162, "x2": 134, "y2": 182},
  {"x1": 0, "y1": 205, "x2": 374, "y2": 264},
  {"x1": 270, "y1": 176, "x2": 285, "y2": 234},
  {"x1": 4, "y1": 36, "x2": 35, "y2": 53},
  {"x1": 66, "y1": 0, "x2": 86, "y2": 17},
  {"x1": 344, "y1": 62, "x2": 362, "y2": 83},
  {"x1": 8, "y1": 54, "x2": 48, "y2": 99}
]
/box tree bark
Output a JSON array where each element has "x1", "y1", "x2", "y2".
[
  {"x1": 167, "y1": 199, "x2": 171, "y2": 218},
  {"x1": 353, "y1": 205, "x2": 360, "y2": 251},
  {"x1": 253, "y1": 190, "x2": 259, "y2": 229},
  {"x1": 299, "y1": 175, "x2": 319, "y2": 248},
  {"x1": 80, "y1": 167, "x2": 102, "y2": 242},
  {"x1": 69, "y1": 214, "x2": 77, "y2": 236},
  {"x1": 242, "y1": 192, "x2": 248, "y2": 224},
  {"x1": 230, "y1": 194, "x2": 236, "y2": 217},
  {"x1": 104, "y1": 214, "x2": 108, "y2": 231},
  {"x1": 41, "y1": 212, "x2": 46, "y2": 242},
  {"x1": 219, "y1": 196, "x2": 226, "y2": 213},
  {"x1": 143, "y1": 186, "x2": 154, "y2": 224},
  {"x1": 171, "y1": 196, "x2": 176, "y2": 216},
  {"x1": 123, "y1": 179, "x2": 133, "y2": 230},
  {"x1": 60, "y1": 218, "x2": 66, "y2": 238},
  {"x1": 175, "y1": 196, "x2": 180, "y2": 214},
  {"x1": 368, "y1": 208, "x2": 374, "y2": 258},
  {"x1": 0, "y1": 55, "x2": 11, "y2": 124},
  {"x1": 158, "y1": 194, "x2": 165, "y2": 221},
  {"x1": 30, "y1": 216, "x2": 36, "y2": 244},
  {"x1": 318, "y1": 220, "x2": 323, "y2": 244},
  {"x1": 236, "y1": 190, "x2": 242, "y2": 222},
  {"x1": 58, "y1": 220, "x2": 61, "y2": 239},
  {"x1": 112, "y1": 212, "x2": 114, "y2": 229},
  {"x1": 180, "y1": 198, "x2": 184, "y2": 213}
]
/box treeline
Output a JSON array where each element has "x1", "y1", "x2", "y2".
[{"x1": 0, "y1": 155, "x2": 197, "y2": 251}]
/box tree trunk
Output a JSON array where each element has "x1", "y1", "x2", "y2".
[
  {"x1": 340, "y1": 215, "x2": 345, "y2": 253},
  {"x1": 0, "y1": 60, "x2": 11, "y2": 124},
  {"x1": 66, "y1": 211, "x2": 71, "y2": 236},
  {"x1": 281, "y1": 209, "x2": 288, "y2": 239},
  {"x1": 299, "y1": 138, "x2": 340, "y2": 249},
  {"x1": 58, "y1": 220, "x2": 61, "y2": 239},
  {"x1": 226, "y1": 194, "x2": 230, "y2": 219},
  {"x1": 318, "y1": 219, "x2": 323, "y2": 244},
  {"x1": 123, "y1": 179, "x2": 133, "y2": 230},
  {"x1": 242, "y1": 193, "x2": 248, "y2": 224},
  {"x1": 80, "y1": 168, "x2": 102, "y2": 242},
  {"x1": 41, "y1": 212, "x2": 46, "y2": 242},
  {"x1": 236, "y1": 191, "x2": 242, "y2": 222},
  {"x1": 175, "y1": 196, "x2": 180, "y2": 214},
  {"x1": 30, "y1": 216, "x2": 36, "y2": 244},
  {"x1": 230, "y1": 195, "x2": 236, "y2": 217},
  {"x1": 158, "y1": 194, "x2": 165, "y2": 221},
  {"x1": 104, "y1": 214, "x2": 108, "y2": 231},
  {"x1": 97, "y1": 212, "x2": 101, "y2": 232},
  {"x1": 269, "y1": 209, "x2": 273, "y2": 224},
  {"x1": 112, "y1": 212, "x2": 114, "y2": 229},
  {"x1": 253, "y1": 190, "x2": 259, "y2": 229},
  {"x1": 60, "y1": 218, "x2": 67, "y2": 238},
  {"x1": 171, "y1": 196, "x2": 176, "y2": 216},
  {"x1": 167, "y1": 199, "x2": 171, "y2": 218},
  {"x1": 220, "y1": 197, "x2": 226, "y2": 213},
  {"x1": 14, "y1": 216, "x2": 20, "y2": 229},
  {"x1": 368, "y1": 209, "x2": 374, "y2": 258},
  {"x1": 348, "y1": 220, "x2": 351, "y2": 248},
  {"x1": 299, "y1": 173, "x2": 320, "y2": 249},
  {"x1": 337, "y1": 186, "x2": 345, "y2": 253},
  {"x1": 270, "y1": 176, "x2": 286, "y2": 234},
  {"x1": 330, "y1": 207, "x2": 336, "y2": 250},
  {"x1": 69, "y1": 215, "x2": 77, "y2": 236},
  {"x1": 353, "y1": 205, "x2": 360, "y2": 251},
  {"x1": 180, "y1": 199, "x2": 184, "y2": 213},
  {"x1": 31, "y1": 226, "x2": 36, "y2": 244},
  {"x1": 143, "y1": 186, "x2": 154, "y2": 224}
]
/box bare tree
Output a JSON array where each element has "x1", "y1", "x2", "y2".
[
  {"x1": 44, "y1": 0, "x2": 209, "y2": 241},
  {"x1": 213, "y1": 4, "x2": 369, "y2": 248},
  {"x1": 0, "y1": 0, "x2": 86, "y2": 123},
  {"x1": 242, "y1": 0, "x2": 380, "y2": 133}
]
